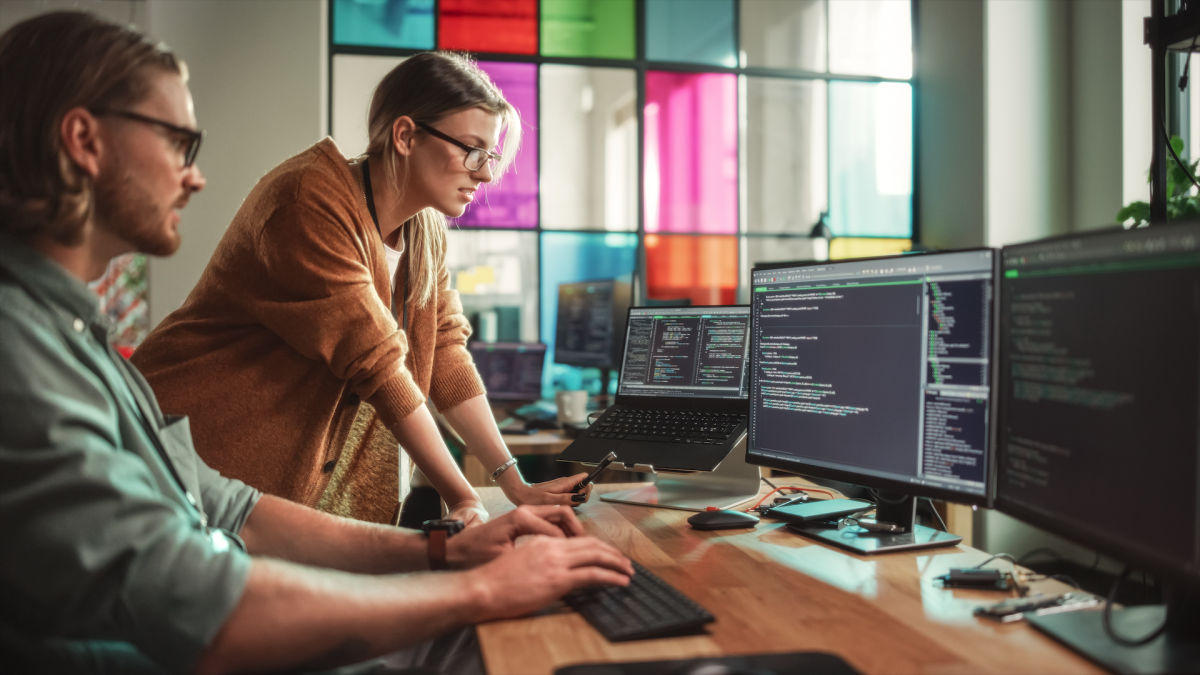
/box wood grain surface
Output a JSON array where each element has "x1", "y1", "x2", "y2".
[{"x1": 475, "y1": 481, "x2": 1104, "y2": 675}]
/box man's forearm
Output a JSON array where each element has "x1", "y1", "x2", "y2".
[
  {"x1": 194, "y1": 557, "x2": 485, "y2": 675},
  {"x1": 239, "y1": 495, "x2": 429, "y2": 573}
]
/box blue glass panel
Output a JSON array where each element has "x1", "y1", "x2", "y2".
[
  {"x1": 539, "y1": 232, "x2": 638, "y2": 398},
  {"x1": 828, "y1": 81, "x2": 913, "y2": 237},
  {"x1": 333, "y1": 0, "x2": 435, "y2": 49},
  {"x1": 645, "y1": 0, "x2": 737, "y2": 67}
]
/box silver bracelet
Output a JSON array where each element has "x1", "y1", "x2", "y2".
[{"x1": 490, "y1": 457, "x2": 518, "y2": 482}]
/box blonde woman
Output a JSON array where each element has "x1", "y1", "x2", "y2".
[{"x1": 133, "y1": 52, "x2": 588, "y2": 526}]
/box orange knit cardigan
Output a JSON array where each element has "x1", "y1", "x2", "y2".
[{"x1": 132, "y1": 139, "x2": 485, "y2": 521}]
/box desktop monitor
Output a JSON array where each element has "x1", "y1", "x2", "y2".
[
  {"x1": 995, "y1": 222, "x2": 1200, "y2": 674},
  {"x1": 554, "y1": 279, "x2": 633, "y2": 403},
  {"x1": 470, "y1": 342, "x2": 546, "y2": 401},
  {"x1": 747, "y1": 249, "x2": 998, "y2": 554}
]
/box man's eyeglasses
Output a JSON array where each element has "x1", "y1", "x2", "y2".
[
  {"x1": 416, "y1": 121, "x2": 502, "y2": 173},
  {"x1": 92, "y1": 108, "x2": 205, "y2": 168}
]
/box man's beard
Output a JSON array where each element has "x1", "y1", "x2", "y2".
[{"x1": 92, "y1": 165, "x2": 182, "y2": 257}]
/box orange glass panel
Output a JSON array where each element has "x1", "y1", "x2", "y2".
[
  {"x1": 439, "y1": 0, "x2": 538, "y2": 54},
  {"x1": 644, "y1": 234, "x2": 739, "y2": 305}
]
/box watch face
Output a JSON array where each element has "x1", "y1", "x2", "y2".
[{"x1": 422, "y1": 519, "x2": 465, "y2": 536}]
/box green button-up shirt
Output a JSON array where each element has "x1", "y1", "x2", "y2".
[{"x1": 0, "y1": 233, "x2": 260, "y2": 674}]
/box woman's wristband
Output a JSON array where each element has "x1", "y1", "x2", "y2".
[{"x1": 490, "y1": 457, "x2": 518, "y2": 482}]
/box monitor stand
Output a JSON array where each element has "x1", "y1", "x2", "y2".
[
  {"x1": 786, "y1": 492, "x2": 962, "y2": 555},
  {"x1": 1026, "y1": 587, "x2": 1200, "y2": 675},
  {"x1": 600, "y1": 438, "x2": 761, "y2": 512}
]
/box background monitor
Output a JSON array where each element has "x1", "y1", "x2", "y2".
[
  {"x1": 554, "y1": 279, "x2": 632, "y2": 369},
  {"x1": 470, "y1": 342, "x2": 547, "y2": 401},
  {"x1": 747, "y1": 249, "x2": 997, "y2": 553},
  {"x1": 995, "y1": 222, "x2": 1200, "y2": 673}
]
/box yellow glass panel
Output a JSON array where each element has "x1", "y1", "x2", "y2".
[{"x1": 829, "y1": 238, "x2": 911, "y2": 260}]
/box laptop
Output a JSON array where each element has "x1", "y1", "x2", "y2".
[{"x1": 557, "y1": 305, "x2": 751, "y2": 473}]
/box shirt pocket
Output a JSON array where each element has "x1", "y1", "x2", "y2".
[{"x1": 158, "y1": 415, "x2": 205, "y2": 509}]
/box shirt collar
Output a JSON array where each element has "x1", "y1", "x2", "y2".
[{"x1": 0, "y1": 231, "x2": 109, "y2": 335}]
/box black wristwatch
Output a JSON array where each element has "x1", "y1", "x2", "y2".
[{"x1": 421, "y1": 519, "x2": 464, "y2": 571}]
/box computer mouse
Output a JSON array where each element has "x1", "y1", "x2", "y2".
[{"x1": 687, "y1": 509, "x2": 760, "y2": 531}]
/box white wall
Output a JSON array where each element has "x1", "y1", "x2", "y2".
[
  {"x1": 0, "y1": 1, "x2": 330, "y2": 327},
  {"x1": 144, "y1": 0, "x2": 327, "y2": 326}
]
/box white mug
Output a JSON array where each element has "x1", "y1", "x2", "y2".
[{"x1": 554, "y1": 390, "x2": 589, "y2": 425}]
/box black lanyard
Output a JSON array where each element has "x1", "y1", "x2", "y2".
[{"x1": 361, "y1": 158, "x2": 408, "y2": 333}]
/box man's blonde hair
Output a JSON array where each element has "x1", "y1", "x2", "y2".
[
  {"x1": 0, "y1": 11, "x2": 185, "y2": 244},
  {"x1": 366, "y1": 51, "x2": 521, "y2": 310}
]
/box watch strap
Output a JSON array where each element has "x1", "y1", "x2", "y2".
[{"x1": 428, "y1": 529, "x2": 449, "y2": 571}]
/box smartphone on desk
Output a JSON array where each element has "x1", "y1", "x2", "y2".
[{"x1": 764, "y1": 498, "x2": 874, "y2": 524}]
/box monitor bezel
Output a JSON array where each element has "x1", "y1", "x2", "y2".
[
  {"x1": 612, "y1": 304, "x2": 752, "y2": 409},
  {"x1": 746, "y1": 248, "x2": 999, "y2": 508},
  {"x1": 993, "y1": 223, "x2": 1200, "y2": 595},
  {"x1": 469, "y1": 341, "x2": 547, "y2": 401}
]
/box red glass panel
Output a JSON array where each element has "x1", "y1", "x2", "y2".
[
  {"x1": 644, "y1": 234, "x2": 738, "y2": 306},
  {"x1": 438, "y1": 0, "x2": 538, "y2": 54}
]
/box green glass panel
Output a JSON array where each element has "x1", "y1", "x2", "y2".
[
  {"x1": 333, "y1": 0, "x2": 434, "y2": 49},
  {"x1": 646, "y1": 0, "x2": 736, "y2": 67},
  {"x1": 540, "y1": 0, "x2": 635, "y2": 59}
]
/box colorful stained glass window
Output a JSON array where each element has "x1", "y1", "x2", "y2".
[
  {"x1": 644, "y1": 234, "x2": 738, "y2": 305},
  {"x1": 446, "y1": 230, "x2": 539, "y2": 343},
  {"x1": 740, "y1": 0, "x2": 825, "y2": 71},
  {"x1": 645, "y1": 0, "x2": 736, "y2": 67},
  {"x1": 438, "y1": 0, "x2": 538, "y2": 54},
  {"x1": 454, "y1": 61, "x2": 539, "y2": 228},
  {"x1": 644, "y1": 71, "x2": 737, "y2": 234},
  {"x1": 326, "y1": 2, "x2": 917, "y2": 398},
  {"x1": 744, "y1": 77, "x2": 827, "y2": 234},
  {"x1": 829, "y1": 0, "x2": 912, "y2": 79},
  {"x1": 541, "y1": 0, "x2": 635, "y2": 60},
  {"x1": 540, "y1": 232, "x2": 638, "y2": 395},
  {"x1": 540, "y1": 65, "x2": 637, "y2": 231},
  {"x1": 828, "y1": 81, "x2": 912, "y2": 238},
  {"x1": 90, "y1": 253, "x2": 149, "y2": 356},
  {"x1": 333, "y1": 0, "x2": 435, "y2": 49}
]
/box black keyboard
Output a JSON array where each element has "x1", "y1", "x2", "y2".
[
  {"x1": 585, "y1": 407, "x2": 745, "y2": 445},
  {"x1": 564, "y1": 561, "x2": 715, "y2": 641}
]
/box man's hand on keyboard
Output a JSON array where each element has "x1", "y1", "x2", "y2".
[
  {"x1": 467, "y1": 535, "x2": 633, "y2": 620},
  {"x1": 446, "y1": 505, "x2": 587, "y2": 568}
]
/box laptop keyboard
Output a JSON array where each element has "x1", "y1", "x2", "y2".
[
  {"x1": 564, "y1": 560, "x2": 715, "y2": 641},
  {"x1": 585, "y1": 407, "x2": 745, "y2": 445}
]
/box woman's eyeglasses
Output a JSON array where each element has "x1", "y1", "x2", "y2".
[
  {"x1": 416, "y1": 121, "x2": 502, "y2": 173},
  {"x1": 91, "y1": 108, "x2": 205, "y2": 168}
]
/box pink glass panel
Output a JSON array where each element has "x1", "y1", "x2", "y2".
[
  {"x1": 643, "y1": 71, "x2": 738, "y2": 234},
  {"x1": 454, "y1": 61, "x2": 538, "y2": 228}
]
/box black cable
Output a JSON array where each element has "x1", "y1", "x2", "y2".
[
  {"x1": 1179, "y1": 34, "x2": 1198, "y2": 92},
  {"x1": 1160, "y1": 118, "x2": 1200, "y2": 192},
  {"x1": 868, "y1": 488, "x2": 909, "y2": 505},
  {"x1": 1102, "y1": 566, "x2": 1168, "y2": 646},
  {"x1": 972, "y1": 553, "x2": 1017, "y2": 569},
  {"x1": 760, "y1": 476, "x2": 778, "y2": 490}
]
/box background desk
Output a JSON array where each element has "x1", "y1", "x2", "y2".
[{"x1": 476, "y1": 482, "x2": 1102, "y2": 675}]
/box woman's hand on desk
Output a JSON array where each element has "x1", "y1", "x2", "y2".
[
  {"x1": 466, "y1": 534, "x2": 632, "y2": 620},
  {"x1": 500, "y1": 472, "x2": 593, "y2": 507},
  {"x1": 445, "y1": 498, "x2": 489, "y2": 529}
]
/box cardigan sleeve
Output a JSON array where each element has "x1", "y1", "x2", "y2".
[
  {"x1": 426, "y1": 260, "x2": 487, "y2": 412},
  {"x1": 242, "y1": 199, "x2": 427, "y2": 420}
]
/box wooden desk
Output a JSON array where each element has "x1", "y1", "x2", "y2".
[{"x1": 475, "y1": 482, "x2": 1102, "y2": 675}]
